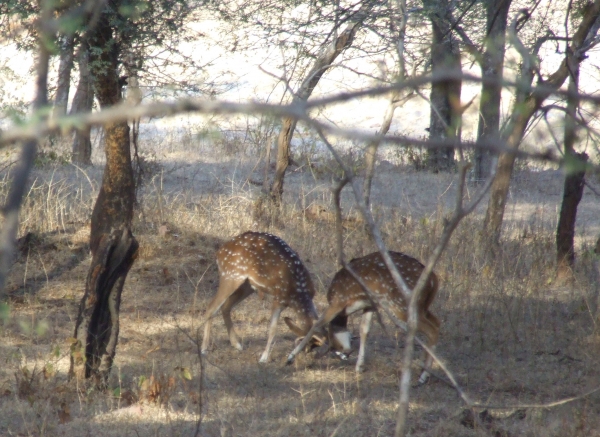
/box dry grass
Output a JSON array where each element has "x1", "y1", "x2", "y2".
[{"x1": 1, "y1": 143, "x2": 600, "y2": 436}]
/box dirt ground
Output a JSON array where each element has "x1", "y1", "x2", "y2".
[{"x1": 1, "y1": 141, "x2": 600, "y2": 436}]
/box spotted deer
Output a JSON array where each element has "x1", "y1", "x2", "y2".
[
  {"x1": 201, "y1": 232, "x2": 320, "y2": 363},
  {"x1": 287, "y1": 251, "x2": 440, "y2": 384}
]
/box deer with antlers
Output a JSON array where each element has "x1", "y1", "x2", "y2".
[
  {"x1": 201, "y1": 231, "x2": 321, "y2": 362},
  {"x1": 286, "y1": 250, "x2": 440, "y2": 384}
]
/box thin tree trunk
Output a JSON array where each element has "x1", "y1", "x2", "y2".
[
  {"x1": 0, "y1": 4, "x2": 52, "y2": 302},
  {"x1": 271, "y1": 117, "x2": 296, "y2": 204},
  {"x1": 45, "y1": 34, "x2": 74, "y2": 149},
  {"x1": 53, "y1": 34, "x2": 75, "y2": 121},
  {"x1": 71, "y1": 42, "x2": 93, "y2": 165},
  {"x1": 70, "y1": 10, "x2": 137, "y2": 386},
  {"x1": 270, "y1": 7, "x2": 367, "y2": 203},
  {"x1": 53, "y1": 35, "x2": 74, "y2": 117},
  {"x1": 594, "y1": 236, "x2": 600, "y2": 324},
  {"x1": 483, "y1": 1, "x2": 600, "y2": 242},
  {"x1": 556, "y1": 153, "x2": 587, "y2": 279},
  {"x1": 263, "y1": 135, "x2": 272, "y2": 193},
  {"x1": 483, "y1": 96, "x2": 535, "y2": 242},
  {"x1": 474, "y1": 0, "x2": 511, "y2": 181},
  {"x1": 424, "y1": 0, "x2": 461, "y2": 173},
  {"x1": 124, "y1": 53, "x2": 143, "y2": 191},
  {"x1": 556, "y1": 58, "x2": 585, "y2": 280}
]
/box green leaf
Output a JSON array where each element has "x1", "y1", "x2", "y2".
[{"x1": 179, "y1": 367, "x2": 192, "y2": 381}]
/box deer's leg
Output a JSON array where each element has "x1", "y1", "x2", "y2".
[
  {"x1": 201, "y1": 278, "x2": 246, "y2": 354},
  {"x1": 259, "y1": 303, "x2": 283, "y2": 363},
  {"x1": 416, "y1": 311, "x2": 440, "y2": 384},
  {"x1": 355, "y1": 311, "x2": 374, "y2": 373},
  {"x1": 222, "y1": 282, "x2": 255, "y2": 351}
]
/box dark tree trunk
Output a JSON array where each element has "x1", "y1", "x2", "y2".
[
  {"x1": 46, "y1": 34, "x2": 74, "y2": 149},
  {"x1": 53, "y1": 34, "x2": 75, "y2": 121},
  {"x1": 269, "y1": 8, "x2": 366, "y2": 203},
  {"x1": 556, "y1": 153, "x2": 587, "y2": 278},
  {"x1": 70, "y1": 10, "x2": 137, "y2": 386},
  {"x1": 424, "y1": 0, "x2": 461, "y2": 173},
  {"x1": 473, "y1": 0, "x2": 511, "y2": 181},
  {"x1": 556, "y1": 57, "x2": 585, "y2": 280},
  {"x1": 71, "y1": 228, "x2": 138, "y2": 385},
  {"x1": 71, "y1": 42, "x2": 94, "y2": 165}
]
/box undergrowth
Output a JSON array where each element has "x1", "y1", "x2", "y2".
[{"x1": 0, "y1": 157, "x2": 599, "y2": 436}]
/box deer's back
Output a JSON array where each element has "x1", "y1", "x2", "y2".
[{"x1": 327, "y1": 251, "x2": 438, "y2": 311}]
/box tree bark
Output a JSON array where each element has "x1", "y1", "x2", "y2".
[
  {"x1": 53, "y1": 34, "x2": 75, "y2": 121},
  {"x1": 270, "y1": 8, "x2": 366, "y2": 203},
  {"x1": 70, "y1": 228, "x2": 138, "y2": 385},
  {"x1": 473, "y1": 0, "x2": 511, "y2": 181},
  {"x1": 424, "y1": 0, "x2": 461, "y2": 173},
  {"x1": 556, "y1": 57, "x2": 585, "y2": 280},
  {"x1": 124, "y1": 53, "x2": 143, "y2": 190},
  {"x1": 71, "y1": 8, "x2": 137, "y2": 386},
  {"x1": 483, "y1": 1, "x2": 600, "y2": 243},
  {"x1": 556, "y1": 153, "x2": 587, "y2": 279},
  {"x1": 71, "y1": 42, "x2": 94, "y2": 165},
  {"x1": 0, "y1": 3, "x2": 52, "y2": 302},
  {"x1": 45, "y1": 34, "x2": 74, "y2": 149}
]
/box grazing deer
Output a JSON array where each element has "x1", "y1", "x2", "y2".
[
  {"x1": 287, "y1": 251, "x2": 440, "y2": 384},
  {"x1": 201, "y1": 232, "x2": 320, "y2": 363}
]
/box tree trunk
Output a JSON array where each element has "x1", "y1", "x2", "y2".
[
  {"x1": 45, "y1": 34, "x2": 74, "y2": 149},
  {"x1": 269, "y1": 8, "x2": 367, "y2": 203},
  {"x1": 71, "y1": 42, "x2": 93, "y2": 165},
  {"x1": 0, "y1": 4, "x2": 52, "y2": 302},
  {"x1": 270, "y1": 117, "x2": 297, "y2": 203},
  {"x1": 594, "y1": 235, "x2": 600, "y2": 324},
  {"x1": 70, "y1": 10, "x2": 137, "y2": 387},
  {"x1": 483, "y1": 96, "x2": 535, "y2": 243},
  {"x1": 483, "y1": 0, "x2": 600, "y2": 242},
  {"x1": 424, "y1": 0, "x2": 461, "y2": 173},
  {"x1": 473, "y1": 0, "x2": 511, "y2": 181},
  {"x1": 70, "y1": 228, "x2": 138, "y2": 385},
  {"x1": 556, "y1": 153, "x2": 587, "y2": 279},
  {"x1": 53, "y1": 34, "x2": 75, "y2": 121},
  {"x1": 556, "y1": 57, "x2": 585, "y2": 280},
  {"x1": 124, "y1": 53, "x2": 143, "y2": 191}
]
